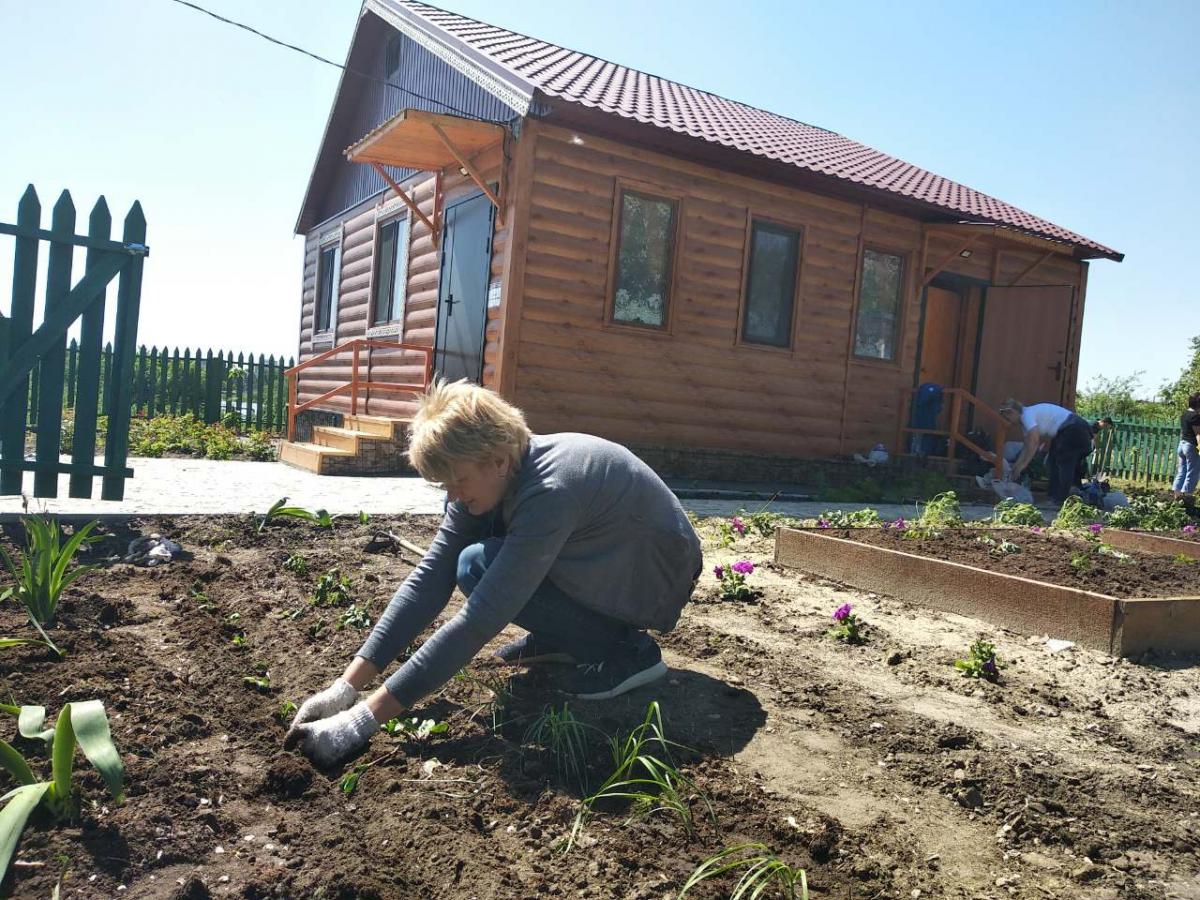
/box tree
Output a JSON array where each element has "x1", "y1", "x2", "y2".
[
  {"x1": 1075, "y1": 372, "x2": 1169, "y2": 420},
  {"x1": 1160, "y1": 334, "x2": 1200, "y2": 410}
]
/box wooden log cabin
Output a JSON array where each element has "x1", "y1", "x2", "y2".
[{"x1": 284, "y1": 0, "x2": 1123, "y2": 477}]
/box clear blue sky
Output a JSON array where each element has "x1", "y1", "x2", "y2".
[{"x1": 1, "y1": 0, "x2": 1196, "y2": 397}]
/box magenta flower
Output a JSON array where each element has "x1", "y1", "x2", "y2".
[
  {"x1": 731, "y1": 560, "x2": 755, "y2": 575},
  {"x1": 1030, "y1": 526, "x2": 1043, "y2": 534},
  {"x1": 1088, "y1": 523, "x2": 1103, "y2": 534},
  {"x1": 833, "y1": 602, "x2": 852, "y2": 622},
  {"x1": 713, "y1": 565, "x2": 725, "y2": 580},
  {"x1": 817, "y1": 519, "x2": 830, "y2": 530},
  {"x1": 731, "y1": 516, "x2": 746, "y2": 536},
  {"x1": 892, "y1": 517, "x2": 907, "y2": 531},
  {"x1": 1184, "y1": 524, "x2": 1197, "y2": 535}
]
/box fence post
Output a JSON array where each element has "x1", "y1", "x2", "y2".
[
  {"x1": 33, "y1": 191, "x2": 76, "y2": 497},
  {"x1": 68, "y1": 197, "x2": 113, "y2": 499},
  {"x1": 0, "y1": 186, "x2": 40, "y2": 494}
]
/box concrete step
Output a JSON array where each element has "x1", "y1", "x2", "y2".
[
  {"x1": 279, "y1": 440, "x2": 355, "y2": 475},
  {"x1": 344, "y1": 415, "x2": 408, "y2": 440}
]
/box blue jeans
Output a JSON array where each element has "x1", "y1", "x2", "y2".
[
  {"x1": 1174, "y1": 441, "x2": 1199, "y2": 494},
  {"x1": 455, "y1": 538, "x2": 642, "y2": 663}
]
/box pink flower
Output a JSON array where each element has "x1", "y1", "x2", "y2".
[
  {"x1": 713, "y1": 565, "x2": 725, "y2": 580},
  {"x1": 731, "y1": 560, "x2": 755, "y2": 575},
  {"x1": 817, "y1": 519, "x2": 830, "y2": 529},
  {"x1": 1088, "y1": 523, "x2": 1103, "y2": 534},
  {"x1": 892, "y1": 517, "x2": 907, "y2": 531},
  {"x1": 833, "y1": 603, "x2": 852, "y2": 622},
  {"x1": 1184, "y1": 524, "x2": 1197, "y2": 535},
  {"x1": 730, "y1": 516, "x2": 746, "y2": 536},
  {"x1": 1030, "y1": 526, "x2": 1043, "y2": 534}
]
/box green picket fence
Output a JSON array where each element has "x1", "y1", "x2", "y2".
[
  {"x1": 1092, "y1": 417, "x2": 1183, "y2": 484},
  {"x1": 23, "y1": 343, "x2": 295, "y2": 434}
]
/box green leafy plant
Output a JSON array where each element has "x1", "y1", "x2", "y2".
[
  {"x1": 680, "y1": 843, "x2": 810, "y2": 899},
  {"x1": 276, "y1": 700, "x2": 298, "y2": 720},
  {"x1": 0, "y1": 517, "x2": 101, "y2": 657},
  {"x1": 243, "y1": 674, "x2": 271, "y2": 692},
  {"x1": 955, "y1": 639, "x2": 1001, "y2": 681},
  {"x1": 312, "y1": 570, "x2": 353, "y2": 608},
  {"x1": 829, "y1": 602, "x2": 866, "y2": 644},
  {"x1": 991, "y1": 499, "x2": 1044, "y2": 527},
  {"x1": 745, "y1": 510, "x2": 789, "y2": 538},
  {"x1": 257, "y1": 497, "x2": 335, "y2": 533},
  {"x1": 339, "y1": 762, "x2": 368, "y2": 795},
  {"x1": 0, "y1": 637, "x2": 53, "y2": 653},
  {"x1": 524, "y1": 703, "x2": 595, "y2": 791},
  {"x1": 231, "y1": 633, "x2": 247, "y2": 648},
  {"x1": 337, "y1": 603, "x2": 372, "y2": 630},
  {"x1": 382, "y1": 717, "x2": 449, "y2": 740},
  {"x1": 1052, "y1": 496, "x2": 1103, "y2": 531},
  {"x1": 282, "y1": 554, "x2": 308, "y2": 576},
  {"x1": 566, "y1": 701, "x2": 712, "y2": 851},
  {"x1": 817, "y1": 508, "x2": 881, "y2": 529},
  {"x1": 1070, "y1": 551, "x2": 1094, "y2": 573},
  {"x1": 357, "y1": 510, "x2": 371, "y2": 525},
  {"x1": 1106, "y1": 496, "x2": 1191, "y2": 532},
  {"x1": 918, "y1": 491, "x2": 963, "y2": 529},
  {"x1": 976, "y1": 534, "x2": 1020, "y2": 556},
  {"x1": 1172, "y1": 553, "x2": 1197, "y2": 565},
  {"x1": 0, "y1": 701, "x2": 124, "y2": 884}
]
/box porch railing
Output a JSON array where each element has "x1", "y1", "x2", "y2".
[
  {"x1": 284, "y1": 339, "x2": 434, "y2": 442},
  {"x1": 896, "y1": 387, "x2": 1007, "y2": 480}
]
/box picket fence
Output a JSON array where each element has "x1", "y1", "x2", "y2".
[{"x1": 24, "y1": 342, "x2": 295, "y2": 434}]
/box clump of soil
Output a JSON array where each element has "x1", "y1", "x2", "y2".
[{"x1": 260, "y1": 753, "x2": 313, "y2": 800}]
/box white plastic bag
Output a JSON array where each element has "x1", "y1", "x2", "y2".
[{"x1": 992, "y1": 480, "x2": 1034, "y2": 504}]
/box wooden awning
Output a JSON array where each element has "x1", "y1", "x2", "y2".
[
  {"x1": 344, "y1": 109, "x2": 507, "y2": 237},
  {"x1": 345, "y1": 108, "x2": 504, "y2": 170}
]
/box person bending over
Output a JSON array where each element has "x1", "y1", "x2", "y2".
[
  {"x1": 998, "y1": 398, "x2": 1093, "y2": 505},
  {"x1": 286, "y1": 381, "x2": 704, "y2": 765}
]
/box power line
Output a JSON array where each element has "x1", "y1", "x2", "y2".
[{"x1": 163, "y1": 0, "x2": 499, "y2": 124}]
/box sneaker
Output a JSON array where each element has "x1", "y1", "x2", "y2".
[
  {"x1": 492, "y1": 633, "x2": 576, "y2": 666},
  {"x1": 567, "y1": 638, "x2": 668, "y2": 701}
]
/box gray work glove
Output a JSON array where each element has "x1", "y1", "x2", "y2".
[
  {"x1": 289, "y1": 678, "x2": 358, "y2": 729},
  {"x1": 285, "y1": 702, "x2": 379, "y2": 766}
]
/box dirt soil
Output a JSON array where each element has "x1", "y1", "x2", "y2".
[
  {"x1": 835, "y1": 527, "x2": 1200, "y2": 598},
  {"x1": 1, "y1": 515, "x2": 1198, "y2": 899}
]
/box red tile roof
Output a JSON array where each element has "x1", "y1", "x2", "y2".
[{"x1": 394, "y1": 1, "x2": 1121, "y2": 261}]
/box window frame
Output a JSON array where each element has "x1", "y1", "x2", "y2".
[
  {"x1": 369, "y1": 212, "x2": 411, "y2": 331},
  {"x1": 313, "y1": 230, "x2": 343, "y2": 342},
  {"x1": 850, "y1": 244, "x2": 909, "y2": 366},
  {"x1": 603, "y1": 182, "x2": 683, "y2": 335},
  {"x1": 736, "y1": 214, "x2": 805, "y2": 353}
]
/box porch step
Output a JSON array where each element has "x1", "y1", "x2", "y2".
[
  {"x1": 312, "y1": 425, "x2": 374, "y2": 453},
  {"x1": 344, "y1": 414, "x2": 408, "y2": 440},
  {"x1": 278, "y1": 440, "x2": 355, "y2": 475}
]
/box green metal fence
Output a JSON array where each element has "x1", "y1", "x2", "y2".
[
  {"x1": 21, "y1": 343, "x2": 296, "y2": 433},
  {"x1": 1092, "y1": 417, "x2": 1183, "y2": 484}
]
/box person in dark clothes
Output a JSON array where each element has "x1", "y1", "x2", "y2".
[
  {"x1": 1174, "y1": 393, "x2": 1200, "y2": 498},
  {"x1": 286, "y1": 380, "x2": 704, "y2": 765},
  {"x1": 999, "y1": 399, "x2": 1094, "y2": 505}
]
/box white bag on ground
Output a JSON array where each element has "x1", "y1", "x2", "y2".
[{"x1": 992, "y1": 480, "x2": 1035, "y2": 504}]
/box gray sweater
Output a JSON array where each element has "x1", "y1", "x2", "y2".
[{"x1": 357, "y1": 433, "x2": 703, "y2": 708}]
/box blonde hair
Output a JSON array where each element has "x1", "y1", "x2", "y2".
[
  {"x1": 407, "y1": 380, "x2": 531, "y2": 484},
  {"x1": 999, "y1": 398, "x2": 1024, "y2": 415}
]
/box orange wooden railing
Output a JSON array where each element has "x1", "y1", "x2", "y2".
[
  {"x1": 895, "y1": 387, "x2": 1007, "y2": 480},
  {"x1": 284, "y1": 339, "x2": 434, "y2": 442}
]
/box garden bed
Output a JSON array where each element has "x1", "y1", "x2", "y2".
[
  {"x1": 775, "y1": 526, "x2": 1200, "y2": 656},
  {"x1": 2, "y1": 515, "x2": 1199, "y2": 898}
]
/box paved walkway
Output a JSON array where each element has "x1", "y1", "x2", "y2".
[{"x1": 0, "y1": 457, "x2": 1005, "y2": 521}]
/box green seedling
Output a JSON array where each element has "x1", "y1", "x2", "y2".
[
  {"x1": 231, "y1": 634, "x2": 247, "y2": 648},
  {"x1": 990, "y1": 499, "x2": 1044, "y2": 527},
  {"x1": 976, "y1": 534, "x2": 1019, "y2": 556},
  {"x1": 339, "y1": 762, "x2": 368, "y2": 795},
  {"x1": 1070, "y1": 551, "x2": 1094, "y2": 573},
  {"x1": 1096, "y1": 543, "x2": 1130, "y2": 561},
  {"x1": 524, "y1": 703, "x2": 598, "y2": 791},
  {"x1": 566, "y1": 701, "x2": 712, "y2": 852},
  {"x1": 282, "y1": 554, "x2": 308, "y2": 576},
  {"x1": 817, "y1": 508, "x2": 881, "y2": 529},
  {"x1": 1172, "y1": 553, "x2": 1197, "y2": 565},
  {"x1": 0, "y1": 701, "x2": 123, "y2": 885},
  {"x1": 226, "y1": 612, "x2": 241, "y2": 624},
  {"x1": 1107, "y1": 496, "x2": 1190, "y2": 531},
  {"x1": 918, "y1": 491, "x2": 963, "y2": 529},
  {"x1": 277, "y1": 700, "x2": 298, "y2": 720},
  {"x1": 456, "y1": 669, "x2": 515, "y2": 734},
  {"x1": 0, "y1": 516, "x2": 102, "y2": 657},
  {"x1": 312, "y1": 570, "x2": 353, "y2": 607},
  {"x1": 0, "y1": 637, "x2": 53, "y2": 653},
  {"x1": 955, "y1": 639, "x2": 1001, "y2": 682},
  {"x1": 337, "y1": 603, "x2": 372, "y2": 630},
  {"x1": 308, "y1": 617, "x2": 330, "y2": 640},
  {"x1": 357, "y1": 511, "x2": 370, "y2": 525},
  {"x1": 282, "y1": 606, "x2": 305, "y2": 621},
  {"x1": 382, "y1": 717, "x2": 449, "y2": 740},
  {"x1": 258, "y1": 497, "x2": 335, "y2": 533},
  {"x1": 243, "y1": 675, "x2": 271, "y2": 692},
  {"x1": 680, "y1": 843, "x2": 810, "y2": 899},
  {"x1": 1052, "y1": 496, "x2": 1103, "y2": 531}
]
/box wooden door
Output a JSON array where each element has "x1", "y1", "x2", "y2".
[
  {"x1": 973, "y1": 285, "x2": 1075, "y2": 411},
  {"x1": 434, "y1": 192, "x2": 494, "y2": 384},
  {"x1": 917, "y1": 286, "x2": 962, "y2": 388}
]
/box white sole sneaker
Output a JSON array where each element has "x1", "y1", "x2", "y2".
[{"x1": 570, "y1": 660, "x2": 668, "y2": 701}]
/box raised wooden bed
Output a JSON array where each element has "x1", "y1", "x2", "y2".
[
  {"x1": 774, "y1": 527, "x2": 1200, "y2": 657},
  {"x1": 1099, "y1": 528, "x2": 1200, "y2": 560}
]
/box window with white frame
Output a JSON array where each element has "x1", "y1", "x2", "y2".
[
  {"x1": 372, "y1": 216, "x2": 410, "y2": 326},
  {"x1": 315, "y1": 240, "x2": 341, "y2": 334}
]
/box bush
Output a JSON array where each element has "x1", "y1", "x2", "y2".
[{"x1": 991, "y1": 499, "x2": 1044, "y2": 527}]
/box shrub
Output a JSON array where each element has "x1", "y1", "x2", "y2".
[
  {"x1": 1106, "y1": 496, "x2": 1190, "y2": 532},
  {"x1": 1052, "y1": 496, "x2": 1104, "y2": 531},
  {"x1": 991, "y1": 499, "x2": 1044, "y2": 527}
]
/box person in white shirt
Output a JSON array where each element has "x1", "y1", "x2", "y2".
[{"x1": 998, "y1": 399, "x2": 1093, "y2": 504}]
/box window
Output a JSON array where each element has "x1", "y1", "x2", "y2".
[
  {"x1": 742, "y1": 221, "x2": 801, "y2": 348},
  {"x1": 853, "y1": 248, "x2": 904, "y2": 361},
  {"x1": 372, "y1": 217, "x2": 410, "y2": 325},
  {"x1": 315, "y1": 243, "x2": 341, "y2": 333},
  {"x1": 611, "y1": 189, "x2": 678, "y2": 329}
]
